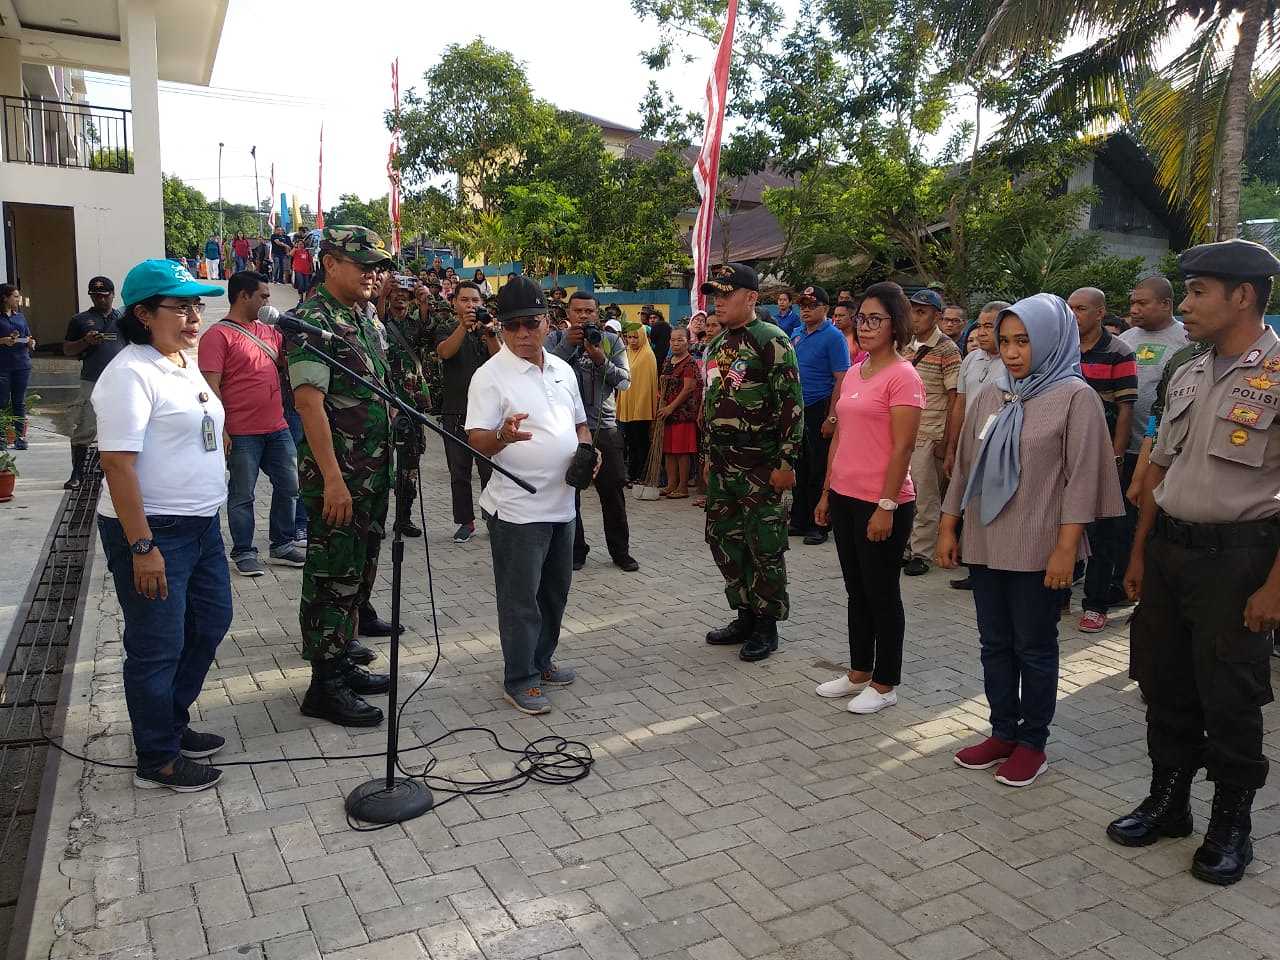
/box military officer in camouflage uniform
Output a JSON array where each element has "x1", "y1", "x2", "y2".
[
  {"x1": 1110, "y1": 239, "x2": 1280, "y2": 886},
  {"x1": 701, "y1": 263, "x2": 805, "y2": 662},
  {"x1": 288, "y1": 226, "x2": 396, "y2": 727},
  {"x1": 381, "y1": 275, "x2": 435, "y2": 538}
]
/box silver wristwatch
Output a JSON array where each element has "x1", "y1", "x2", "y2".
[{"x1": 877, "y1": 498, "x2": 898, "y2": 512}]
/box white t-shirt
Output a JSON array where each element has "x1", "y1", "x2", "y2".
[
  {"x1": 93, "y1": 344, "x2": 228, "y2": 518},
  {"x1": 465, "y1": 345, "x2": 586, "y2": 524},
  {"x1": 1118, "y1": 320, "x2": 1189, "y2": 453}
]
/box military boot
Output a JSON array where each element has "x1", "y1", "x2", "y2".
[
  {"x1": 1106, "y1": 766, "x2": 1195, "y2": 846},
  {"x1": 339, "y1": 655, "x2": 391, "y2": 696},
  {"x1": 300, "y1": 660, "x2": 383, "y2": 727},
  {"x1": 740, "y1": 617, "x2": 779, "y2": 662},
  {"x1": 346, "y1": 639, "x2": 378, "y2": 666},
  {"x1": 1191, "y1": 785, "x2": 1255, "y2": 885},
  {"x1": 706, "y1": 609, "x2": 754, "y2": 645},
  {"x1": 358, "y1": 602, "x2": 405, "y2": 638}
]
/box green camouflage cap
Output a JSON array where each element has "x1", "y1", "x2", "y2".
[{"x1": 320, "y1": 224, "x2": 393, "y2": 266}]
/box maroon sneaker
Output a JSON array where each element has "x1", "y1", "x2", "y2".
[
  {"x1": 995, "y1": 745, "x2": 1048, "y2": 787},
  {"x1": 954, "y1": 737, "x2": 1016, "y2": 770}
]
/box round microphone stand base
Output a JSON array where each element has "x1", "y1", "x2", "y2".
[{"x1": 345, "y1": 777, "x2": 434, "y2": 825}]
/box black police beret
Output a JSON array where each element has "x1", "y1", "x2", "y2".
[{"x1": 1179, "y1": 239, "x2": 1280, "y2": 281}]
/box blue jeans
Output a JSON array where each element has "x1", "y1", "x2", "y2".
[
  {"x1": 98, "y1": 514, "x2": 233, "y2": 770},
  {"x1": 227, "y1": 428, "x2": 299, "y2": 557},
  {"x1": 284, "y1": 408, "x2": 309, "y2": 533},
  {"x1": 234, "y1": 255, "x2": 247, "y2": 272},
  {"x1": 484, "y1": 511, "x2": 574, "y2": 692},
  {"x1": 272, "y1": 252, "x2": 287, "y2": 283},
  {"x1": 969, "y1": 565, "x2": 1061, "y2": 751},
  {"x1": 0, "y1": 366, "x2": 31, "y2": 426}
]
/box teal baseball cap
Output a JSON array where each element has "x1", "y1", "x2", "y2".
[{"x1": 121, "y1": 259, "x2": 223, "y2": 306}]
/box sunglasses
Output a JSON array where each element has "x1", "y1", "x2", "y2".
[{"x1": 500, "y1": 316, "x2": 544, "y2": 332}]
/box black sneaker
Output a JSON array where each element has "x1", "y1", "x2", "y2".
[
  {"x1": 904, "y1": 557, "x2": 930, "y2": 576},
  {"x1": 134, "y1": 756, "x2": 223, "y2": 793},
  {"x1": 179, "y1": 729, "x2": 226, "y2": 759},
  {"x1": 452, "y1": 523, "x2": 475, "y2": 544},
  {"x1": 803, "y1": 530, "x2": 828, "y2": 546}
]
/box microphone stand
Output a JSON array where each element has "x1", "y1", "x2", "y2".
[{"x1": 286, "y1": 333, "x2": 535, "y2": 825}]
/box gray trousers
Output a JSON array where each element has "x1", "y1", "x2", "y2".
[
  {"x1": 70, "y1": 381, "x2": 97, "y2": 445},
  {"x1": 484, "y1": 510, "x2": 574, "y2": 693}
]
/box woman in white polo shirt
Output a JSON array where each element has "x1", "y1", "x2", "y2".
[
  {"x1": 466, "y1": 277, "x2": 595, "y2": 716},
  {"x1": 92, "y1": 259, "x2": 232, "y2": 793}
]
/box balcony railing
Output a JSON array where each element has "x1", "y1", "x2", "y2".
[{"x1": 2, "y1": 96, "x2": 133, "y2": 173}]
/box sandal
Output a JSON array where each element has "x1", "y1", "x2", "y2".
[{"x1": 667, "y1": 491, "x2": 689, "y2": 500}]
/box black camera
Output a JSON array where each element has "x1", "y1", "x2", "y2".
[
  {"x1": 470, "y1": 306, "x2": 494, "y2": 339},
  {"x1": 581, "y1": 322, "x2": 603, "y2": 347},
  {"x1": 564, "y1": 443, "x2": 597, "y2": 490}
]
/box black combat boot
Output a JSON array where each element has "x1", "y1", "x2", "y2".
[
  {"x1": 1106, "y1": 766, "x2": 1196, "y2": 846},
  {"x1": 346, "y1": 639, "x2": 378, "y2": 666},
  {"x1": 358, "y1": 602, "x2": 405, "y2": 638},
  {"x1": 64, "y1": 443, "x2": 87, "y2": 490},
  {"x1": 739, "y1": 616, "x2": 779, "y2": 662},
  {"x1": 706, "y1": 609, "x2": 754, "y2": 645},
  {"x1": 1191, "y1": 784, "x2": 1255, "y2": 885},
  {"x1": 339, "y1": 655, "x2": 391, "y2": 696},
  {"x1": 300, "y1": 660, "x2": 384, "y2": 727},
  {"x1": 398, "y1": 520, "x2": 422, "y2": 537}
]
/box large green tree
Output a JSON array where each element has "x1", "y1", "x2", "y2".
[
  {"x1": 934, "y1": 0, "x2": 1280, "y2": 241},
  {"x1": 161, "y1": 174, "x2": 217, "y2": 258}
]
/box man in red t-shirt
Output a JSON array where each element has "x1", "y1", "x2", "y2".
[{"x1": 198, "y1": 271, "x2": 305, "y2": 577}]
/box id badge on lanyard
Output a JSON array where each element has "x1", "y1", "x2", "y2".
[{"x1": 198, "y1": 391, "x2": 218, "y2": 451}]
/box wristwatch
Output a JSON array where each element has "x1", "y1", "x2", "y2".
[
  {"x1": 877, "y1": 498, "x2": 898, "y2": 512},
  {"x1": 130, "y1": 538, "x2": 155, "y2": 556}
]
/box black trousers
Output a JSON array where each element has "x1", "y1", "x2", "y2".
[
  {"x1": 790, "y1": 401, "x2": 829, "y2": 533},
  {"x1": 829, "y1": 493, "x2": 915, "y2": 687},
  {"x1": 574, "y1": 426, "x2": 630, "y2": 563},
  {"x1": 1131, "y1": 519, "x2": 1274, "y2": 789},
  {"x1": 1111, "y1": 452, "x2": 1141, "y2": 593},
  {"x1": 442, "y1": 413, "x2": 493, "y2": 526},
  {"x1": 620, "y1": 420, "x2": 651, "y2": 482}
]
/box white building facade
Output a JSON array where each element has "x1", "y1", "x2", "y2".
[{"x1": 0, "y1": 0, "x2": 227, "y2": 343}]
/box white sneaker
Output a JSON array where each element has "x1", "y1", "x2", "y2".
[
  {"x1": 815, "y1": 674, "x2": 869, "y2": 698},
  {"x1": 847, "y1": 687, "x2": 897, "y2": 714}
]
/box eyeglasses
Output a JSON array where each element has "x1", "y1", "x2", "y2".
[
  {"x1": 157, "y1": 301, "x2": 206, "y2": 318},
  {"x1": 500, "y1": 316, "x2": 544, "y2": 332},
  {"x1": 855, "y1": 313, "x2": 890, "y2": 330}
]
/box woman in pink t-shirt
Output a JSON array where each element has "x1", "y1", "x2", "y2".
[{"x1": 814, "y1": 282, "x2": 924, "y2": 715}]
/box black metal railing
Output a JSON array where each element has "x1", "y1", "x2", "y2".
[{"x1": 2, "y1": 96, "x2": 132, "y2": 172}]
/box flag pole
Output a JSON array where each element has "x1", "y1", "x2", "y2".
[{"x1": 691, "y1": 0, "x2": 739, "y2": 314}]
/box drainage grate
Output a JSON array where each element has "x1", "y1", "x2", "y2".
[{"x1": 0, "y1": 451, "x2": 102, "y2": 952}]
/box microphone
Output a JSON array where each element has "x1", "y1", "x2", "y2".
[{"x1": 258, "y1": 304, "x2": 333, "y2": 341}]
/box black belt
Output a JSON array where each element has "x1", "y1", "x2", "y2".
[{"x1": 1154, "y1": 511, "x2": 1280, "y2": 549}]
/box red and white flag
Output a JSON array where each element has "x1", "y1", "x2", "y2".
[
  {"x1": 315, "y1": 124, "x2": 326, "y2": 229},
  {"x1": 691, "y1": 0, "x2": 738, "y2": 314},
  {"x1": 267, "y1": 163, "x2": 276, "y2": 230},
  {"x1": 388, "y1": 59, "x2": 402, "y2": 255}
]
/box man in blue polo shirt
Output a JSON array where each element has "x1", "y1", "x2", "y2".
[{"x1": 789, "y1": 284, "x2": 851, "y2": 545}]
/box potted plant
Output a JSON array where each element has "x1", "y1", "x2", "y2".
[{"x1": 0, "y1": 448, "x2": 16, "y2": 502}]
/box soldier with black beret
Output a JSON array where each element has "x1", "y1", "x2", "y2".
[{"x1": 1110, "y1": 238, "x2": 1280, "y2": 886}]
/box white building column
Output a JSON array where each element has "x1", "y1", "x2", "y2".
[{"x1": 122, "y1": 0, "x2": 164, "y2": 256}]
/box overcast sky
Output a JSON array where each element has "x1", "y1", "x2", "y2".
[{"x1": 83, "y1": 0, "x2": 755, "y2": 211}]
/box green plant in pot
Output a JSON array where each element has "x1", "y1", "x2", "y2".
[{"x1": 0, "y1": 448, "x2": 16, "y2": 502}]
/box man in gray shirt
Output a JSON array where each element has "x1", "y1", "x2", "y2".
[
  {"x1": 1115, "y1": 276, "x2": 1187, "y2": 596},
  {"x1": 547, "y1": 291, "x2": 638, "y2": 572}
]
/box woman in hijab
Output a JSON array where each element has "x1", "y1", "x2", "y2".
[
  {"x1": 937, "y1": 293, "x2": 1123, "y2": 788},
  {"x1": 617, "y1": 321, "x2": 658, "y2": 484}
]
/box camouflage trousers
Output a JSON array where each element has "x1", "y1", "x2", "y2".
[
  {"x1": 705, "y1": 461, "x2": 790, "y2": 621},
  {"x1": 299, "y1": 482, "x2": 389, "y2": 662}
]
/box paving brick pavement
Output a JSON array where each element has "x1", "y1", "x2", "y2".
[{"x1": 20, "y1": 434, "x2": 1279, "y2": 959}]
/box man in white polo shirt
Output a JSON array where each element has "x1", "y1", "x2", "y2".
[{"x1": 466, "y1": 276, "x2": 597, "y2": 715}]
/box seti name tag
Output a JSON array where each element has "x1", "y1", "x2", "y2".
[
  {"x1": 977, "y1": 413, "x2": 998, "y2": 441},
  {"x1": 201, "y1": 415, "x2": 218, "y2": 452}
]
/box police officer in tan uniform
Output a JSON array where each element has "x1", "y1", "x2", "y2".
[{"x1": 1109, "y1": 239, "x2": 1280, "y2": 886}]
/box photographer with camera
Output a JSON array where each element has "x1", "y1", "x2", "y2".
[
  {"x1": 435, "y1": 280, "x2": 500, "y2": 543},
  {"x1": 466, "y1": 277, "x2": 597, "y2": 715},
  {"x1": 547, "y1": 291, "x2": 638, "y2": 572}
]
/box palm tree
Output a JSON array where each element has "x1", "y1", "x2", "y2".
[{"x1": 937, "y1": 0, "x2": 1280, "y2": 241}]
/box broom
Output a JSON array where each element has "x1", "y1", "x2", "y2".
[{"x1": 634, "y1": 415, "x2": 666, "y2": 501}]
